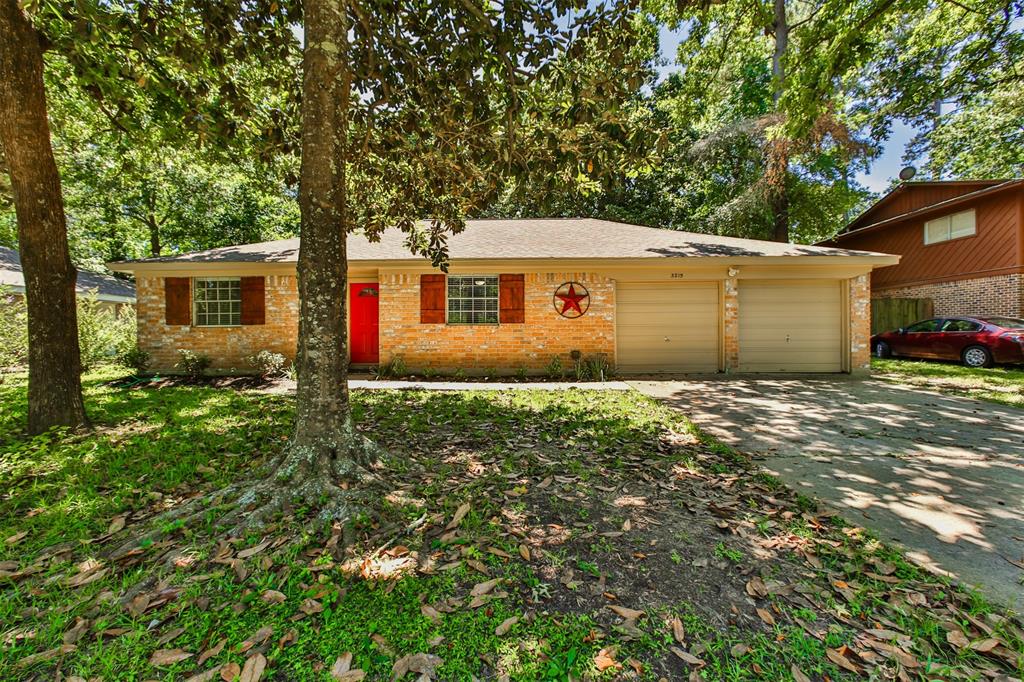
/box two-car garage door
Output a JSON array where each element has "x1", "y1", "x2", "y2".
[{"x1": 616, "y1": 279, "x2": 845, "y2": 373}]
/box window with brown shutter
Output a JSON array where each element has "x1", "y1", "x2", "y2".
[
  {"x1": 499, "y1": 274, "x2": 525, "y2": 324},
  {"x1": 165, "y1": 277, "x2": 191, "y2": 325},
  {"x1": 420, "y1": 274, "x2": 446, "y2": 323},
  {"x1": 240, "y1": 276, "x2": 266, "y2": 325}
]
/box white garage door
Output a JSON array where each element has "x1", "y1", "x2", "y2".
[
  {"x1": 738, "y1": 280, "x2": 843, "y2": 372},
  {"x1": 617, "y1": 281, "x2": 720, "y2": 373}
]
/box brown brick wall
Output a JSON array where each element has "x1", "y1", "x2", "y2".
[
  {"x1": 137, "y1": 275, "x2": 298, "y2": 371},
  {"x1": 722, "y1": 277, "x2": 739, "y2": 370},
  {"x1": 873, "y1": 273, "x2": 1023, "y2": 318},
  {"x1": 136, "y1": 269, "x2": 874, "y2": 375},
  {"x1": 377, "y1": 271, "x2": 615, "y2": 372},
  {"x1": 849, "y1": 274, "x2": 872, "y2": 372}
]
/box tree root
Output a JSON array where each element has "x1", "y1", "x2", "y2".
[{"x1": 104, "y1": 434, "x2": 386, "y2": 575}]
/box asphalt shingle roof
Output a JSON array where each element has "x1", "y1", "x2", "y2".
[
  {"x1": 114, "y1": 219, "x2": 886, "y2": 264},
  {"x1": 1, "y1": 246, "x2": 136, "y2": 301}
]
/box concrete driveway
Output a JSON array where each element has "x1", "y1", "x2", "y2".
[{"x1": 631, "y1": 376, "x2": 1024, "y2": 609}]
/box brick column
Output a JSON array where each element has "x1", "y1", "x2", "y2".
[
  {"x1": 849, "y1": 274, "x2": 871, "y2": 374},
  {"x1": 723, "y1": 277, "x2": 739, "y2": 371}
]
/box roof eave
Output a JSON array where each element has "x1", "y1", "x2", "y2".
[
  {"x1": 836, "y1": 180, "x2": 1023, "y2": 240},
  {"x1": 109, "y1": 253, "x2": 900, "y2": 273}
]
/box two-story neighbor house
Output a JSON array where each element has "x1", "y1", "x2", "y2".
[{"x1": 823, "y1": 179, "x2": 1024, "y2": 319}]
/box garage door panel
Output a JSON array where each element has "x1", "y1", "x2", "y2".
[
  {"x1": 739, "y1": 280, "x2": 842, "y2": 373},
  {"x1": 617, "y1": 282, "x2": 720, "y2": 373}
]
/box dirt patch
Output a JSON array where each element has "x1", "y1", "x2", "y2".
[{"x1": 106, "y1": 374, "x2": 286, "y2": 391}]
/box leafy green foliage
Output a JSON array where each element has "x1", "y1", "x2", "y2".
[
  {"x1": 175, "y1": 349, "x2": 211, "y2": 378},
  {"x1": 76, "y1": 294, "x2": 135, "y2": 372}
]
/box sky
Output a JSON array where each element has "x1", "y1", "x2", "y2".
[{"x1": 655, "y1": 25, "x2": 914, "y2": 196}]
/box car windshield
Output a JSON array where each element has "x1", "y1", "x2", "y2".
[{"x1": 983, "y1": 317, "x2": 1024, "y2": 330}]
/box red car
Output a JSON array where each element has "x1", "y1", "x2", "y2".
[{"x1": 872, "y1": 316, "x2": 1024, "y2": 368}]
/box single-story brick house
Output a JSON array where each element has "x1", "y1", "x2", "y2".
[{"x1": 108, "y1": 219, "x2": 897, "y2": 375}]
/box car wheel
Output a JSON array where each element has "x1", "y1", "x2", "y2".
[
  {"x1": 962, "y1": 345, "x2": 992, "y2": 368},
  {"x1": 874, "y1": 341, "x2": 892, "y2": 359}
]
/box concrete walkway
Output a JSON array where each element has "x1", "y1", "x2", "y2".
[
  {"x1": 631, "y1": 376, "x2": 1024, "y2": 609},
  {"x1": 254, "y1": 376, "x2": 633, "y2": 393},
  {"x1": 351, "y1": 378, "x2": 633, "y2": 391}
]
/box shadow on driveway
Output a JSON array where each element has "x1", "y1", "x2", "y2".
[{"x1": 631, "y1": 375, "x2": 1024, "y2": 609}]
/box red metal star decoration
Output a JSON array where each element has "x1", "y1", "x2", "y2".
[{"x1": 554, "y1": 282, "x2": 589, "y2": 317}]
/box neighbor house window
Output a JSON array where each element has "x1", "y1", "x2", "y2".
[
  {"x1": 924, "y1": 209, "x2": 975, "y2": 245},
  {"x1": 447, "y1": 275, "x2": 498, "y2": 324},
  {"x1": 193, "y1": 277, "x2": 241, "y2": 326}
]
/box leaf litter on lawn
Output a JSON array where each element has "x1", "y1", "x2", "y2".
[{"x1": 2, "y1": 386, "x2": 1023, "y2": 680}]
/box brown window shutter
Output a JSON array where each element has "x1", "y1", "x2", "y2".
[
  {"x1": 499, "y1": 274, "x2": 525, "y2": 324},
  {"x1": 420, "y1": 274, "x2": 446, "y2": 323},
  {"x1": 165, "y1": 277, "x2": 191, "y2": 325},
  {"x1": 240, "y1": 276, "x2": 266, "y2": 325}
]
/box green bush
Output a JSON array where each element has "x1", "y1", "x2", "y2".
[
  {"x1": 175, "y1": 349, "x2": 211, "y2": 378},
  {"x1": 545, "y1": 355, "x2": 564, "y2": 380},
  {"x1": 0, "y1": 286, "x2": 28, "y2": 369},
  {"x1": 116, "y1": 346, "x2": 151, "y2": 374},
  {"x1": 0, "y1": 287, "x2": 135, "y2": 372},
  {"x1": 246, "y1": 350, "x2": 287, "y2": 378},
  {"x1": 376, "y1": 355, "x2": 407, "y2": 379}
]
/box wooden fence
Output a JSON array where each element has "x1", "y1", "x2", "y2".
[{"x1": 871, "y1": 297, "x2": 934, "y2": 335}]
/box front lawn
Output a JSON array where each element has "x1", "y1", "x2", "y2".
[
  {"x1": 872, "y1": 357, "x2": 1024, "y2": 408},
  {"x1": 1, "y1": 370, "x2": 1022, "y2": 680}
]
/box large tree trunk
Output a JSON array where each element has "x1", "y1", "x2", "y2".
[
  {"x1": 226, "y1": 0, "x2": 378, "y2": 531},
  {"x1": 0, "y1": 0, "x2": 88, "y2": 434},
  {"x1": 769, "y1": 0, "x2": 790, "y2": 243}
]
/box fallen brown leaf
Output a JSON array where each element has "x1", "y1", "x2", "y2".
[
  {"x1": 495, "y1": 616, "x2": 518, "y2": 636},
  {"x1": 220, "y1": 662, "x2": 241, "y2": 681},
  {"x1": 790, "y1": 663, "x2": 812, "y2": 682},
  {"x1": 149, "y1": 648, "x2": 193, "y2": 666},
  {"x1": 240, "y1": 652, "x2": 267, "y2": 682},
  {"x1": 594, "y1": 648, "x2": 620, "y2": 671},
  {"x1": 199, "y1": 638, "x2": 227, "y2": 665},
  {"x1": 607, "y1": 605, "x2": 644, "y2": 621},
  {"x1": 260, "y1": 590, "x2": 286, "y2": 605}
]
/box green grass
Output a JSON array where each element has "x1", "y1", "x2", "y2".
[
  {"x1": 1, "y1": 368, "x2": 1021, "y2": 680},
  {"x1": 872, "y1": 357, "x2": 1024, "y2": 407}
]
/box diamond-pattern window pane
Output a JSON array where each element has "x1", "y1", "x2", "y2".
[
  {"x1": 447, "y1": 275, "x2": 499, "y2": 324},
  {"x1": 194, "y1": 278, "x2": 241, "y2": 326}
]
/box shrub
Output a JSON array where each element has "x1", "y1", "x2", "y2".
[
  {"x1": 176, "y1": 349, "x2": 211, "y2": 378},
  {"x1": 585, "y1": 354, "x2": 612, "y2": 382},
  {"x1": 77, "y1": 293, "x2": 117, "y2": 371},
  {"x1": 0, "y1": 286, "x2": 28, "y2": 369},
  {"x1": 112, "y1": 304, "x2": 137, "y2": 357},
  {"x1": 545, "y1": 355, "x2": 564, "y2": 380},
  {"x1": 116, "y1": 346, "x2": 151, "y2": 374},
  {"x1": 246, "y1": 350, "x2": 287, "y2": 378},
  {"x1": 376, "y1": 355, "x2": 407, "y2": 379},
  {"x1": 515, "y1": 366, "x2": 529, "y2": 381}
]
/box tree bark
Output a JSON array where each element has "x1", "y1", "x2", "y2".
[
  {"x1": 226, "y1": 0, "x2": 380, "y2": 530},
  {"x1": 146, "y1": 211, "x2": 161, "y2": 257},
  {"x1": 769, "y1": 0, "x2": 790, "y2": 243},
  {"x1": 0, "y1": 0, "x2": 88, "y2": 433}
]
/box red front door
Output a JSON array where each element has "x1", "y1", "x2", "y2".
[{"x1": 349, "y1": 283, "x2": 379, "y2": 364}]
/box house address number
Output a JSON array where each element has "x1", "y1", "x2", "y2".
[{"x1": 669, "y1": 273, "x2": 686, "y2": 278}]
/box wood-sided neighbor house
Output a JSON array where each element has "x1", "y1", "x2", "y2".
[
  {"x1": 823, "y1": 180, "x2": 1024, "y2": 323},
  {"x1": 108, "y1": 219, "x2": 897, "y2": 375}
]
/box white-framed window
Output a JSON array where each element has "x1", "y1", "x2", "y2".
[
  {"x1": 193, "y1": 277, "x2": 241, "y2": 326},
  {"x1": 924, "y1": 209, "x2": 976, "y2": 245},
  {"x1": 447, "y1": 275, "x2": 499, "y2": 324}
]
